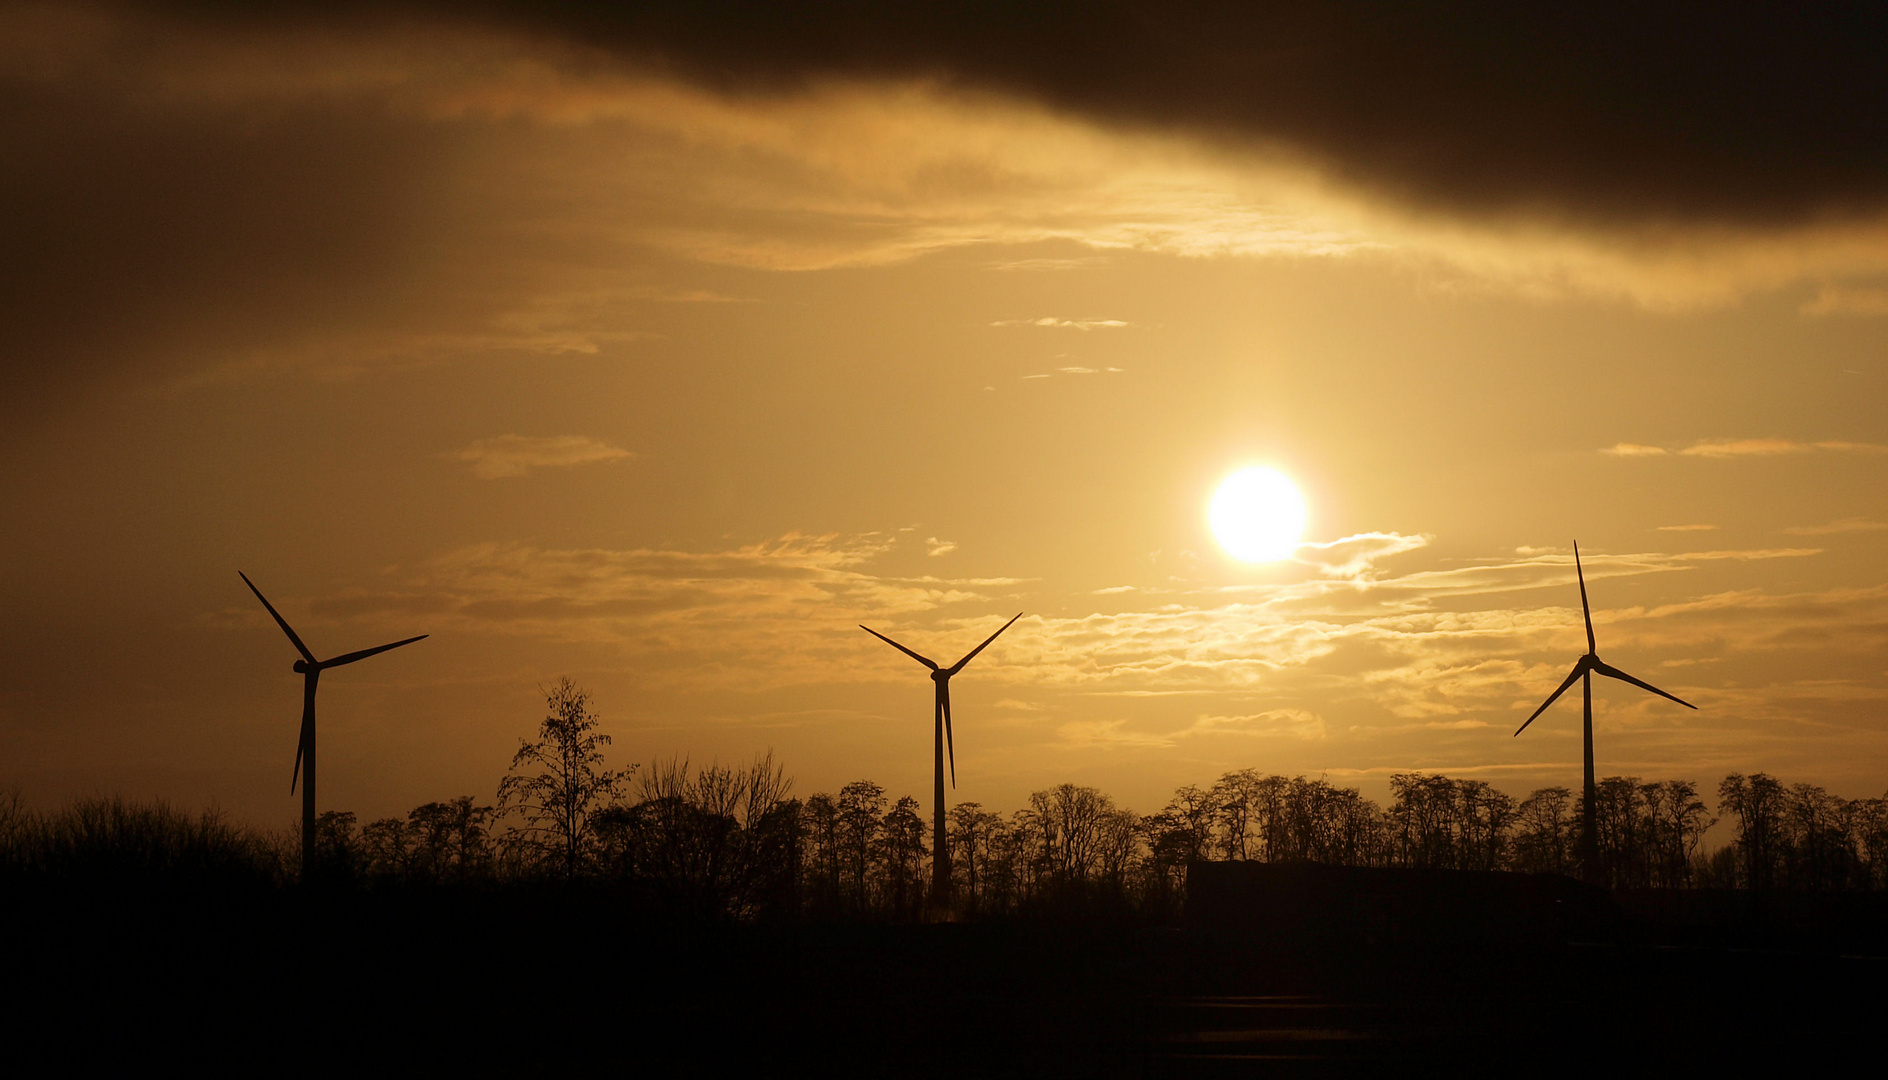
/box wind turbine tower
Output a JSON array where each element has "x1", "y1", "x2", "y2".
[
  {"x1": 1513, "y1": 544, "x2": 1696, "y2": 883},
  {"x1": 240, "y1": 572, "x2": 426, "y2": 877},
  {"x1": 861, "y1": 613, "x2": 1022, "y2": 907}
]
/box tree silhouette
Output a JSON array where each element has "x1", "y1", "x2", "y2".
[
  {"x1": 879, "y1": 795, "x2": 928, "y2": 918},
  {"x1": 1511, "y1": 786, "x2": 1576, "y2": 875},
  {"x1": 947, "y1": 802, "x2": 1005, "y2": 915},
  {"x1": 497, "y1": 679, "x2": 632, "y2": 879},
  {"x1": 311, "y1": 810, "x2": 360, "y2": 879},
  {"x1": 836, "y1": 780, "x2": 885, "y2": 910},
  {"x1": 606, "y1": 752, "x2": 798, "y2": 918},
  {"x1": 1719, "y1": 773, "x2": 1787, "y2": 889}
]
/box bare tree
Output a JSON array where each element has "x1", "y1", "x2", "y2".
[
  {"x1": 1641, "y1": 780, "x2": 1714, "y2": 889},
  {"x1": 1854, "y1": 792, "x2": 1888, "y2": 890},
  {"x1": 359, "y1": 815, "x2": 411, "y2": 879},
  {"x1": 947, "y1": 802, "x2": 1002, "y2": 914},
  {"x1": 497, "y1": 679, "x2": 632, "y2": 879},
  {"x1": 836, "y1": 780, "x2": 885, "y2": 909},
  {"x1": 1389, "y1": 773, "x2": 1458, "y2": 868},
  {"x1": 1512, "y1": 786, "x2": 1576, "y2": 875},
  {"x1": 879, "y1": 796, "x2": 928, "y2": 918},
  {"x1": 799, "y1": 793, "x2": 843, "y2": 913},
  {"x1": 1209, "y1": 769, "x2": 1262, "y2": 860},
  {"x1": 1719, "y1": 773, "x2": 1786, "y2": 889},
  {"x1": 407, "y1": 796, "x2": 497, "y2": 884},
  {"x1": 1784, "y1": 782, "x2": 1858, "y2": 889},
  {"x1": 616, "y1": 752, "x2": 797, "y2": 918}
]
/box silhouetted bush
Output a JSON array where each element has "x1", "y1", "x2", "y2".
[{"x1": 0, "y1": 795, "x2": 284, "y2": 890}]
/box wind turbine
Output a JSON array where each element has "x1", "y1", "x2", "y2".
[
  {"x1": 1513, "y1": 543, "x2": 1695, "y2": 883},
  {"x1": 860, "y1": 612, "x2": 1022, "y2": 907},
  {"x1": 240, "y1": 572, "x2": 426, "y2": 877}
]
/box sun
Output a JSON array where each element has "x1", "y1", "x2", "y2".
[{"x1": 1209, "y1": 466, "x2": 1308, "y2": 562}]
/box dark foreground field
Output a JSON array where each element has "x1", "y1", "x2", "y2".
[{"x1": 6, "y1": 881, "x2": 1884, "y2": 1076}]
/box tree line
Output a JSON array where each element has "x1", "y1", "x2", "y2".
[{"x1": 8, "y1": 680, "x2": 1888, "y2": 918}]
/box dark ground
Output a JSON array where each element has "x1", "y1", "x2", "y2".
[{"x1": 5, "y1": 882, "x2": 1883, "y2": 1076}]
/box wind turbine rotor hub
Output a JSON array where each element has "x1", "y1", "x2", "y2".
[{"x1": 292, "y1": 660, "x2": 310, "y2": 673}]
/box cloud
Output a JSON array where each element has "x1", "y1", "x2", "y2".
[
  {"x1": 1782, "y1": 518, "x2": 1888, "y2": 537},
  {"x1": 467, "y1": 2, "x2": 1888, "y2": 230},
  {"x1": 262, "y1": 530, "x2": 1034, "y2": 690},
  {"x1": 924, "y1": 537, "x2": 957, "y2": 557},
  {"x1": 986, "y1": 257, "x2": 1110, "y2": 272},
  {"x1": 211, "y1": 529, "x2": 1886, "y2": 751},
  {"x1": 1656, "y1": 524, "x2": 1717, "y2": 532},
  {"x1": 1021, "y1": 366, "x2": 1125, "y2": 380},
  {"x1": 1058, "y1": 708, "x2": 1328, "y2": 749},
  {"x1": 1056, "y1": 719, "x2": 1174, "y2": 750},
  {"x1": 1179, "y1": 709, "x2": 1327, "y2": 740},
  {"x1": 991, "y1": 317, "x2": 1132, "y2": 330},
  {"x1": 1679, "y1": 439, "x2": 1815, "y2": 458},
  {"x1": 1293, "y1": 532, "x2": 1430, "y2": 581},
  {"x1": 1605, "y1": 439, "x2": 1888, "y2": 458},
  {"x1": 1801, "y1": 284, "x2": 1888, "y2": 316},
  {"x1": 12, "y1": 1, "x2": 1888, "y2": 419},
  {"x1": 450, "y1": 435, "x2": 634, "y2": 479}
]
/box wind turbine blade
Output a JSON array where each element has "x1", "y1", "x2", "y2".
[
  {"x1": 945, "y1": 612, "x2": 1023, "y2": 675},
  {"x1": 1591, "y1": 659, "x2": 1698, "y2": 710},
  {"x1": 941, "y1": 685, "x2": 956, "y2": 789},
  {"x1": 291, "y1": 705, "x2": 309, "y2": 794},
  {"x1": 1514, "y1": 659, "x2": 1590, "y2": 736},
  {"x1": 1573, "y1": 542, "x2": 1596, "y2": 655},
  {"x1": 239, "y1": 572, "x2": 316, "y2": 664},
  {"x1": 859, "y1": 625, "x2": 938, "y2": 670},
  {"x1": 320, "y1": 634, "x2": 428, "y2": 669}
]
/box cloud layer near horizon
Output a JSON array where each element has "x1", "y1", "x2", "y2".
[{"x1": 218, "y1": 530, "x2": 1862, "y2": 745}]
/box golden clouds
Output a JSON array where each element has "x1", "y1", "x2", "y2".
[
  {"x1": 450, "y1": 435, "x2": 634, "y2": 479},
  {"x1": 280, "y1": 531, "x2": 1844, "y2": 720},
  {"x1": 1605, "y1": 439, "x2": 1888, "y2": 458}
]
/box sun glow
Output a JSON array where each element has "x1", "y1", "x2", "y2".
[{"x1": 1209, "y1": 467, "x2": 1308, "y2": 562}]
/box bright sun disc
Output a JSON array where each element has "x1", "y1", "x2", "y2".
[{"x1": 1210, "y1": 467, "x2": 1308, "y2": 562}]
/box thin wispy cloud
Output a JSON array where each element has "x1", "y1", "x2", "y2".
[
  {"x1": 1293, "y1": 532, "x2": 1431, "y2": 581},
  {"x1": 991, "y1": 317, "x2": 1133, "y2": 330},
  {"x1": 1056, "y1": 718, "x2": 1174, "y2": 750},
  {"x1": 1056, "y1": 708, "x2": 1328, "y2": 750},
  {"x1": 451, "y1": 435, "x2": 635, "y2": 479},
  {"x1": 1683, "y1": 439, "x2": 1816, "y2": 457},
  {"x1": 1604, "y1": 438, "x2": 1888, "y2": 458},
  {"x1": 1180, "y1": 709, "x2": 1327, "y2": 741},
  {"x1": 1020, "y1": 366, "x2": 1125, "y2": 380},
  {"x1": 1801, "y1": 284, "x2": 1888, "y2": 317},
  {"x1": 1782, "y1": 518, "x2": 1888, "y2": 537},
  {"x1": 1657, "y1": 524, "x2": 1718, "y2": 532},
  {"x1": 925, "y1": 537, "x2": 958, "y2": 557},
  {"x1": 986, "y1": 257, "x2": 1110, "y2": 272}
]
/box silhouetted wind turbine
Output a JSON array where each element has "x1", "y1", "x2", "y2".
[
  {"x1": 240, "y1": 572, "x2": 426, "y2": 878},
  {"x1": 1513, "y1": 543, "x2": 1695, "y2": 884},
  {"x1": 861, "y1": 613, "x2": 1022, "y2": 907}
]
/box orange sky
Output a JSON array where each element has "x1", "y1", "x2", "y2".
[{"x1": 3, "y1": 3, "x2": 1886, "y2": 828}]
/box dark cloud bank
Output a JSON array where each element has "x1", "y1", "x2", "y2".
[
  {"x1": 244, "y1": 0, "x2": 1888, "y2": 227},
  {"x1": 5, "y1": 1, "x2": 1885, "y2": 412}
]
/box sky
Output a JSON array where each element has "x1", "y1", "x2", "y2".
[{"x1": 3, "y1": 1, "x2": 1887, "y2": 828}]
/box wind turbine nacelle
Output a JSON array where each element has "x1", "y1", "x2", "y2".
[
  {"x1": 931, "y1": 669, "x2": 950, "y2": 684},
  {"x1": 293, "y1": 659, "x2": 311, "y2": 673}
]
